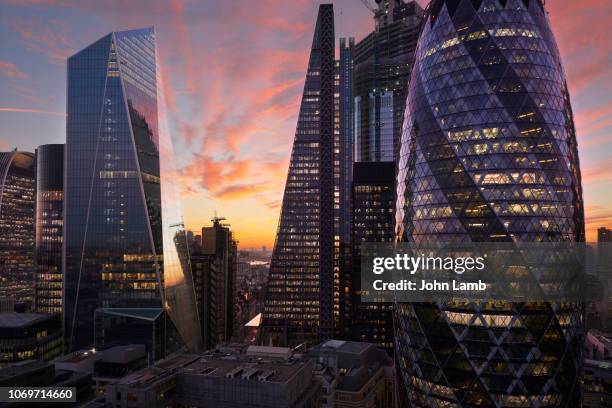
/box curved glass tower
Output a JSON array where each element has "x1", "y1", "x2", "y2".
[
  {"x1": 0, "y1": 151, "x2": 35, "y2": 303},
  {"x1": 395, "y1": 0, "x2": 584, "y2": 406}
]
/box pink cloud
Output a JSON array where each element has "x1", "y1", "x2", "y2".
[
  {"x1": 0, "y1": 107, "x2": 66, "y2": 116},
  {"x1": 10, "y1": 17, "x2": 75, "y2": 63},
  {"x1": 0, "y1": 61, "x2": 29, "y2": 80}
]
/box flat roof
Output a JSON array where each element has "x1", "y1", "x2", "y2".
[
  {"x1": 0, "y1": 312, "x2": 55, "y2": 328},
  {"x1": 181, "y1": 356, "x2": 306, "y2": 384}
]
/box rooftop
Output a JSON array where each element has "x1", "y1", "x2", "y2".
[
  {"x1": 98, "y1": 344, "x2": 146, "y2": 364},
  {"x1": 0, "y1": 312, "x2": 56, "y2": 328}
]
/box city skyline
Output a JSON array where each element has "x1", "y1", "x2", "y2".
[{"x1": 0, "y1": 0, "x2": 610, "y2": 248}]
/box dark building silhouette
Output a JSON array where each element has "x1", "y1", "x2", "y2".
[
  {"x1": 341, "y1": 0, "x2": 423, "y2": 350},
  {"x1": 192, "y1": 217, "x2": 237, "y2": 350},
  {"x1": 64, "y1": 27, "x2": 201, "y2": 357},
  {"x1": 35, "y1": 144, "x2": 64, "y2": 315},
  {"x1": 337, "y1": 37, "x2": 355, "y2": 340},
  {"x1": 261, "y1": 4, "x2": 335, "y2": 347},
  {"x1": 353, "y1": 0, "x2": 423, "y2": 162},
  {"x1": 395, "y1": 0, "x2": 585, "y2": 405},
  {"x1": 348, "y1": 162, "x2": 395, "y2": 353},
  {"x1": 0, "y1": 150, "x2": 36, "y2": 306},
  {"x1": 599, "y1": 227, "x2": 612, "y2": 243}
]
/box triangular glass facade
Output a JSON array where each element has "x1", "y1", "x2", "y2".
[
  {"x1": 64, "y1": 28, "x2": 201, "y2": 355},
  {"x1": 261, "y1": 5, "x2": 335, "y2": 346}
]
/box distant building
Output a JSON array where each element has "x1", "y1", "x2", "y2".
[
  {"x1": 35, "y1": 144, "x2": 65, "y2": 315},
  {"x1": 599, "y1": 227, "x2": 612, "y2": 243},
  {"x1": 307, "y1": 339, "x2": 395, "y2": 408},
  {"x1": 192, "y1": 217, "x2": 237, "y2": 350},
  {"x1": 105, "y1": 344, "x2": 321, "y2": 408},
  {"x1": 0, "y1": 312, "x2": 62, "y2": 367},
  {"x1": 0, "y1": 150, "x2": 36, "y2": 304}
]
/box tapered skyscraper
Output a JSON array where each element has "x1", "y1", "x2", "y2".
[
  {"x1": 261, "y1": 4, "x2": 335, "y2": 346},
  {"x1": 395, "y1": 0, "x2": 584, "y2": 406},
  {"x1": 64, "y1": 27, "x2": 201, "y2": 357}
]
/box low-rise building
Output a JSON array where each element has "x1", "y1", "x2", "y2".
[
  {"x1": 104, "y1": 344, "x2": 321, "y2": 408},
  {"x1": 0, "y1": 312, "x2": 62, "y2": 367},
  {"x1": 308, "y1": 340, "x2": 395, "y2": 408},
  {"x1": 0, "y1": 360, "x2": 93, "y2": 405},
  {"x1": 584, "y1": 330, "x2": 612, "y2": 407}
]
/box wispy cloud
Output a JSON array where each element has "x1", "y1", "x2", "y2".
[
  {"x1": 0, "y1": 61, "x2": 29, "y2": 79},
  {"x1": 9, "y1": 17, "x2": 75, "y2": 63},
  {"x1": 0, "y1": 107, "x2": 66, "y2": 116}
]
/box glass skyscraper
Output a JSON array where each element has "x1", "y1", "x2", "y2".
[
  {"x1": 35, "y1": 144, "x2": 64, "y2": 315},
  {"x1": 64, "y1": 27, "x2": 201, "y2": 357},
  {"x1": 0, "y1": 150, "x2": 36, "y2": 305},
  {"x1": 350, "y1": 161, "x2": 395, "y2": 352},
  {"x1": 353, "y1": 0, "x2": 424, "y2": 162},
  {"x1": 261, "y1": 4, "x2": 335, "y2": 346},
  {"x1": 395, "y1": 0, "x2": 584, "y2": 405}
]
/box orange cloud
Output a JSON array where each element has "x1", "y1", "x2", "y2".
[{"x1": 0, "y1": 107, "x2": 66, "y2": 116}]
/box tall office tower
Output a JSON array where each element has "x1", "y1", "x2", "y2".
[
  {"x1": 191, "y1": 217, "x2": 237, "y2": 350},
  {"x1": 333, "y1": 60, "x2": 342, "y2": 334},
  {"x1": 64, "y1": 28, "x2": 201, "y2": 357},
  {"x1": 0, "y1": 150, "x2": 36, "y2": 305},
  {"x1": 261, "y1": 4, "x2": 335, "y2": 346},
  {"x1": 35, "y1": 144, "x2": 64, "y2": 314},
  {"x1": 337, "y1": 38, "x2": 355, "y2": 338},
  {"x1": 350, "y1": 162, "x2": 395, "y2": 352},
  {"x1": 599, "y1": 227, "x2": 612, "y2": 243},
  {"x1": 395, "y1": 0, "x2": 584, "y2": 405},
  {"x1": 353, "y1": 0, "x2": 423, "y2": 162}
]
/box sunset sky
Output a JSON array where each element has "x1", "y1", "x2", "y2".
[{"x1": 0, "y1": 0, "x2": 610, "y2": 248}]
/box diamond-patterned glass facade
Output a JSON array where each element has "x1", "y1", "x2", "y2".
[
  {"x1": 261, "y1": 5, "x2": 335, "y2": 346},
  {"x1": 395, "y1": 0, "x2": 584, "y2": 405}
]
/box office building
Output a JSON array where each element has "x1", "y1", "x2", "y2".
[
  {"x1": 342, "y1": 0, "x2": 422, "y2": 349},
  {"x1": 0, "y1": 312, "x2": 62, "y2": 367},
  {"x1": 104, "y1": 344, "x2": 321, "y2": 408},
  {"x1": 0, "y1": 150, "x2": 36, "y2": 304},
  {"x1": 0, "y1": 359, "x2": 93, "y2": 403},
  {"x1": 348, "y1": 162, "x2": 395, "y2": 352},
  {"x1": 337, "y1": 37, "x2": 355, "y2": 340},
  {"x1": 353, "y1": 0, "x2": 423, "y2": 162},
  {"x1": 63, "y1": 27, "x2": 201, "y2": 356},
  {"x1": 584, "y1": 331, "x2": 612, "y2": 407},
  {"x1": 192, "y1": 217, "x2": 237, "y2": 350},
  {"x1": 35, "y1": 144, "x2": 64, "y2": 314},
  {"x1": 395, "y1": 0, "x2": 585, "y2": 405},
  {"x1": 308, "y1": 339, "x2": 396, "y2": 408},
  {"x1": 261, "y1": 4, "x2": 335, "y2": 346}
]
